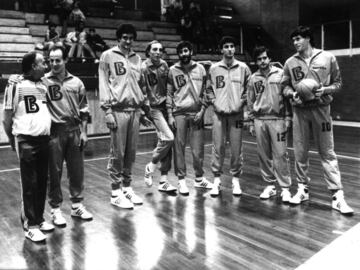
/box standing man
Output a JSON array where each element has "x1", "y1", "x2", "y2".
[
  {"x1": 247, "y1": 46, "x2": 292, "y2": 202},
  {"x1": 281, "y1": 26, "x2": 353, "y2": 214},
  {"x1": 206, "y1": 36, "x2": 251, "y2": 197},
  {"x1": 43, "y1": 44, "x2": 93, "y2": 227},
  {"x1": 3, "y1": 52, "x2": 54, "y2": 242},
  {"x1": 99, "y1": 24, "x2": 150, "y2": 209},
  {"x1": 142, "y1": 40, "x2": 177, "y2": 192},
  {"x1": 167, "y1": 41, "x2": 213, "y2": 195}
]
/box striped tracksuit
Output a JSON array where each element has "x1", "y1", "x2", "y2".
[
  {"x1": 247, "y1": 66, "x2": 291, "y2": 188},
  {"x1": 42, "y1": 71, "x2": 90, "y2": 208},
  {"x1": 281, "y1": 48, "x2": 343, "y2": 190},
  {"x1": 166, "y1": 60, "x2": 207, "y2": 179},
  {"x1": 206, "y1": 59, "x2": 251, "y2": 177},
  {"x1": 141, "y1": 58, "x2": 174, "y2": 174},
  {"x1": 99, "y1": 46, "x2": 145, "y2": 189}
]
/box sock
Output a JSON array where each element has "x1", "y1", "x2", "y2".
[
  {"x1": 214, "y1": 177, "x2": 221, "y2": 186},
  {"x1": 111, "y1": 189, "x2": 121, "y2": 197},
  {"x1": 179, "y1": 179, "x2": 186, "y2": 185},
  {"x1": 195, "y1": 176, "x2": 203, "y2": 182},
  {"x1": 148, "y1": 162, "x2": 157, "y2": 172},
  {"x1": 232, "y1": 177, "x2": 240, "y2": 186},
  {"x1": 72, "y1": 203, "x2": 81, "y2": 209},
  {"x1": 160, "y1": 174, "x2": 167, "y2": 184}
]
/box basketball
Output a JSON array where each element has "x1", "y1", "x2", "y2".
[{"x1": 294, "y1": 78, "x2": 320, "y2": 101}]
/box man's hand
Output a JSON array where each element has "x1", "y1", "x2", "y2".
[
  {"x1": 314, "y1": 85, "x2": 325, "y2": 98},
  {"x1": 140, "y1": 115, "x2": 152, "y2": 127},
  {"x1": 249, "y1": 125, "x2": 255, "y2": 137},
  {"x1": 105, "y1": 113, "x2": 117, "y2": 130},
  {"x1": 292, "y1": 92, "x2": 303, "y2": 105},
  {"x1": 168, "y1": 115, "x2": 176, "y2": 130},
  {"x1": 194, "y1": 110, "x2": 204, "y2": 125},
  {"x1": 9, "y1": 136, "x2": 15, "y2": 151},
  {"x1": 79, "y1": 132, "x2": 88, "y2": 151},
  {"x1": 285, "y1": 119, "x2": 292, "y2": 131}
]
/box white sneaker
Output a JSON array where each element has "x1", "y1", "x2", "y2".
[
  {"x1": 259, "y1": 185, "x2": 276, "y2": 199},
  {"x1": 158, "y1": 182, "x2": 177, "y2": 192},
  {"x1": 210, "y1": 177, "x2": 221, "y2": 197},
  {"x1": 232, "y1": 178, "x2": 242, "y2": 196},
  {"x1": 289, "y1": 185, "x2": 309, "y2": 204},
  {"x1": 51, "y1": 208, "x2": 67, "y2": 227},
  {"x1": 111, "y1": 192, "x2": 134, "y2": 209},
  {"x1": 178, "y1": 179, "x2": 189, "y2": 195},
  {"x1": 123, "y1": 187, "x2": 143, "y2": 205},
  {"x1": 39, "y1": 221, "x2": 55, "y2": 232},
  {"x1": 25, "y1": 228, "x2": 46, "y2": 242},
  {"x1": 281, "y1": 188, "x2": 291, "y2": 203},
  {"x1": 71, "y1": 204, "x2": 93, "y2": 220},
  {"x1": 144, "y1": 163, "x2": 154, "y2": 187},
  {"x1": 332, "y1": 190, "x2": 354, "y2": 215},
  {"x1": 194, "y1": 177, "x2": 213, "y2": 189}
]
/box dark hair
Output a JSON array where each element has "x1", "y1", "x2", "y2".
[
  {"x1": 116, "y1": 24, "x2": 137, "y2": 40},
  {"x1": 48, "y1": 22, "x2": 57, "y2": 28},
  {"x1": 49, "y1": 44, "x2": 69, "y2": 60},
  {"x1": 253, "y1": 46, "x2": 271, "y2": 60},
  {"x1": 219, "y1": 36, "x2": 236, "y2": 49},
  {"x1": 22, "y1": 51, "x2": 38, "y2": 74},
  {"x1": 176, "y1": 41, "x2": 193, "y2": 54},
  {"x1": 89, "y1": 27, "x2": 95, "y2": 32},
  {"x1": 290, "y1": 26, "x2": 315, "y2": 46},
  {"x1": 145, "y1": 40, "x2": 165, "y2": 57}
]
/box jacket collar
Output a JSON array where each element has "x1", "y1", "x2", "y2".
[
  {"x1": 174, "y1": 60, "x2": 197, "y2": 72},
  {"x1": 112, "y1": 45, "x2": 136, "y2": 58}
]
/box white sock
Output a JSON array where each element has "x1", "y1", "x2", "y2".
[
  {"x1": 160, "y1": 175, "x2": 168, "y2": 183},
  {"x1": 111, "y1": 189, "x2": 122, "y2": 197},
  {"x1": 148, "y1": 162, "x2": 157, "y2": 172},
  {"x1": 232, "y1": 177, "x2": 240, "y2": 186},
  {"x1": 214, "y1": 177, "x2": 221, "y2": 186},
  {"x1": 179, "y1": 179, "x2": 186, "y2": 186},
  {"x1": 72, "y1": 203, "x2": 81, "y2": 209}
]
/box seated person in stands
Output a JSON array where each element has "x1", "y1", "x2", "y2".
[
  {"x1": 43, "y1": 22, "x2": 60, "y2": 52},
  {"x1": 87, "y1": 28, "x2": 109, "y2": 57},
  {"x1": 69, "y1": 1, "x2": 86, "y2": 26}
]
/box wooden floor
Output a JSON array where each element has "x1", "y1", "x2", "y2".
[{"x1": 0, "y1": 126, "x2": 359, "y2": 270}]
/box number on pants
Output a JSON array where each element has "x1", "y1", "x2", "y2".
[
  {"x1": 277, "y1": 132, "x2": 286, "y2": 142},
  {"x1": 321, "y1": 122, "x2": 331, "y2": 132}
]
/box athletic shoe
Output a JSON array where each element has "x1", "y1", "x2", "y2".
[
  {"x1": 71, "y1": 204, "x2": 93, "y2": 220},
  {"x1": 144, "y1": 163, "x2": 154, "y2": 187},
  {"x1": 25, "y1": 228, "x2": 46, "y2": 242},
  {"x1": 51, "y1": 208, "x2": 67, "y2": 227},
  {"x1": 158, "y1": 182, "x2": 177, "y2": 192},
  {"x1": 178, "y1": 179, "x2": 189, "y2": 195},
  {"x1": 281, "y1": 189, "x2": 291, "y2": 203},
  {"x1": 210, "y1": 178, "x2": 221, "y2": 197},
  {"x1": 289, "y1": 185, "x2": 309, "y2": 204},
  {"x1": 194, "y1": 177, "x2": 213, "y2": 189},
  {"x1": 39, "y1": 221, "x2": 55, "y2": 232},
  {"x1": 123, "y1": 187, "x2": 143, "y2": 205},
  {"x1": 111, "y1": 194, "x2": 134, "y2": 209},
  {"x1": 332, "y1": 190, "x2": 354, "y2": 215},
  {"x1": 259, "y1": 185, "x2": 277, "y2": 199}
]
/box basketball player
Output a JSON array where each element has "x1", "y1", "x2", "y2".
[
  {"x1": 142, "y1": 40, "x2": 177, "y2": 192},
  {"x1": 3, "y1": 52, "x2": 54, "y2": 242},
  {"x1": 167, "y1": 41, "x2": 213, "y2": 195},
  {"x1": 99, "y1": 24, "x2": 151, "y2": 208},
  {"x1": 206, "y1": 36, "x2": 251, "y2": 196},
  {"x1": 281, "y1": 26, "x2": 353, "y2": 214},
  {"x1": 43, "y1": 44, "x2": 93, "y2": 226},
  {"x1": 247, "y1": 46, "x2": 292, "y2": 202}
]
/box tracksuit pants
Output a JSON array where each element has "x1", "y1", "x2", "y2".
[
  {"x1": 254, "y1": 118, "x2": 291, "y2": 188},
  {"x1": 292, "y1": 105, "x2": 342, "y2": 190},
  {"x1": 150, "y1": 107, "x2": 174, "y2": 174},
  {"x1": 211, "y1": 113, "x2": 243, "y2": 177},
  {"x1": 17, "y1": 135, "x2": 50, "y2": 229},
  {"x1": 48, "y1": 124, "x2": 84, "y2": 208},
  {"x1": 108, "y1": 110, "x2": 140, "y2": 189},
  {"x1": 173, "y1": 114, "x2": 204, "y2": 179}
]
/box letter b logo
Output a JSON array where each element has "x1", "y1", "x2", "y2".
[
  {"x1": 48, "y1": 85, "x2": 63, "y2": 101},
  {"x1": 216, "y1": 76, "x2": 225, "y2": 88},
  {"x1": 24, "y1": 95, "x2": 39, "y2": 113}
]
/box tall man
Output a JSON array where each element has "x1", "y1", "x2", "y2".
[
  {"x1": 99, "y1": 24, "x2": 150, "y2": 209},
  {"x1": 43, "y1": 44, "x2": 93, "y2": 226},
  {"x1": 281, "y1": 26, "x2": 353, "y2": 214},
  {"x1": 142, "y1": 40, "x2": 177, "y2": 192},
  {"x1": 167, "y1": 41, "x2": 213, "y2": 195},
  {"x1": 206, "y1": 36, "x2": 251, "y2": 197},
  {"x1": 247, "y1": 46, "x2": 292, "y2": 202},
  {"x1": 3, "y1": 52, "x2": 54, "y2": 242}
]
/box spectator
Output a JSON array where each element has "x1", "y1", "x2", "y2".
[
  {"x1": 180, "y1": 13, "x2": 192, "y2": 41},
  {"x1": 56, "y1": 0, "x2": 73, "y2": 37},
  {"x1": 43, "y1": 22, "x2": 60, "y2": 52},
  {"x1": 87, "y1": 28, "x2": 109, "y2": 57},
  {"x1": 69, "y1": 1, "x2": 86, "y2": 27}
]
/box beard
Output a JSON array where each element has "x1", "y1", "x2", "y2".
[{"x1": 180, "y1": 55, "x2": 191, "y2": 65}]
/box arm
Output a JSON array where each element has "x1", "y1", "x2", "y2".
[
  {"x1": 246, "y1": 77, "x2": 256, "y2": 136},
  {"x1": 194, "y1": 70, "x2": 207, "y2": 124},
  {"x1": 241, "y1": 66, "x2": 252, "y2": 108},
  {"x1": 78, "y1": 80, "x2": 90, "y2": 149},
  {"x1": 281, "y1": 62, "x2": 302, "y2": 104},
  {"x1": 166, "y1": 69, "x2": 176, "y2": 129},
  {"x1": 205, "y1": 66, "x2": 215, "y2": 105},
  {"x1": 2, "y1": 110, "x2": 14, "y2": 150},
  {"x1": 315, "y1": 55, "x2": 342, "y2": 97}
]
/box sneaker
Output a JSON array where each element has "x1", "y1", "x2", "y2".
[
  {"x1": 51, "y1": 208, "x2": 67, "y2": 227},
  {"x1": 289, "y1": 185, "x2": 309, "y2": 204},
  {"x1": 144, "y1": 163, "x2": 154, "y2": 187},
  {"x1": 259, "y1": 185, "x2": 277, "y2": 199},
  {"x1": 281, "y1": 189, "x2": 291, "y2": 203},
  {"x1": 158, "y1": 182, "x2": 177, "y2": 192},
  {"x1": 123, "y1": 187, "x2": 143, "y2": 205},
  {"x1": 194, "y1": 177, "x2": 213, "y2": 189},
  {"x1": 232, "y1": 178, "x2": 242, "y2": 196},
  {"x1": 178, "y1": 179, "x2": 189, "y2": 195},
  {"x1": 111, "y1": 192, "x2": 134, "y2": 209},
  {"x1": 71, "y1": 204, "x2": 93, "y2": 220},
  {"x1": 332, "y1": 190, "x2": 354, "y2": 215},
  {"x1": 210, "y1": 178, "x2": 221, "y2": 197},
  {"x1": 25, "y1": 228, "x2": 46, "y2": 242},
  {"x1": 39, "y1": 221, "x2": 55, "y2": 232}
]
